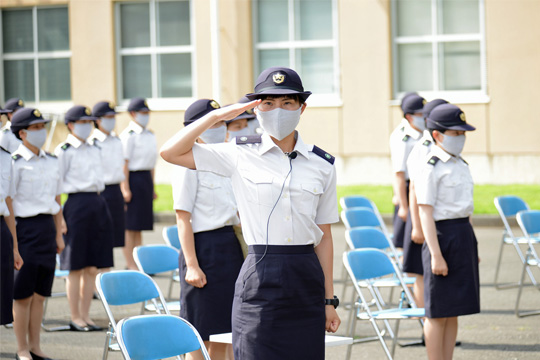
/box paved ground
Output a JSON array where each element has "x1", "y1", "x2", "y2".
[{"x1": 1, "y1": 222, "x2": 539, "y2": 359}]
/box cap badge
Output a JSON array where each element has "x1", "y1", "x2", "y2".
[
  {"x1": 33, "y1": 109, "x2": 41, "y2": 118},
  {"x1": 422, "y1": 99, "x2": 427, "y2": 105},
  {"x1": 144, "y1": 100, "x2": 149, "y2": 107},
  {"x1": 18, "y1": 99, "x2": 24, "y2": 106},
  {"x1": 273, "y1": 73, "x2": 285, "y2": 84},
  {"x1": 109, "y1": 101, "x2": 115, "y2": 109},
  {"x1": 459, "y1": 112, "x2": 466, "y2": 122},
  {"x1": 85, "y1": 108, "x2": 91, "y2": 115},
  {"x1": 210, "y1": 100, "x2": 220, "y2": 109}
]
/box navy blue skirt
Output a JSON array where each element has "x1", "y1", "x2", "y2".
[
  {"x1": 422, "y1": 218, "x2": 480, "y2": 318},
  {"x1": 101, "y1": 184, "x2": 126, "y2": 247},
  {"x1": 179, "y1": 226, "x2": 244, "y2": 340},
  {"x1": 402, "y1": 211, "x2": 423, "y2": 275},
  {"x1": 60, "y1": 192, "x2": 114, "y2": 270},
  {"x1": 0, "y1": 216, "x2": 14, "y2": 325},
  {"x1": 392, "y1": 180, "x2": 410, "y2": 248},
  {"x1": 232, "y1": 245, "x2": 325, "y2": 360},
  {"x1": 126, "y1": 171, "x2": 153, "y2": 231}
]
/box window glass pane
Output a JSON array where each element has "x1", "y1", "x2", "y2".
[
  {"x1": 3, "y1": 60, "x2": 35, "y2": 101},
  {"x1": 120, "y1": 3, "x2": 150, "y2": 48},
  {"x1": 396, "y1": 0, "x2": 431, "y2": 37},
  {"x1": 439, "y1": 41, "x2": 480, "y2": 90},
  {"x1": 397, "y1": 43, "x2": 433, "y2": 92},
  {"x1": 296, "y1": 47, "x2": 334, "y2": 94},
  {"x1": 122, "y1": 55, "x2": 152, "y2": 99},
  {"x1": 295, "y1": 0, "x2": 332, "y2": 41},
  {"x1": 440, "y1": 0, "x2": 479, "y2": 34},
  {"x1": 258, "y1": 49, "x2": 289, "y2": 71},
  {"x1": 37, "y1": 7, "x2": 70, "y2": 51},
  {"x1": 39, "y1": 58, "x2": 71, "y2": 101},
  {"x1": 158, "y1": 53, "x2": 192, "y2": 97},
  {"x1": 2, "y1": 10, "x2": 33, "y2": 53},
  {"x1": 257, "y1": 0, "x2": 288, "y2": 42},
  {"x1": 157, "y1": 1, "x2": 191, "y2": 46}
]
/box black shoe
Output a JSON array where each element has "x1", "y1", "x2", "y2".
[
  {"x1": 30, "y1": 352, "x2": 54, "y2": 360},
  {"x1": 69, "y1": 321, "x2": 90, "y2": 332},
  {"x1": 86, "y1": 323, "x2": 103, "y2": 331}
]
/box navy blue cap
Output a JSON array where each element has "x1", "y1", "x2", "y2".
[
  {"x1": 64, "y1": 105, "x2": 98, "y2": 124},
  {"x1": 422, "y1": 99, "x2": 448, "y2": 118},
  {"x1": 401, "y1": 94, "x2": 426, "y2": 115},
  {"x1": 400, "y1": 92, "x2": 418, "y2": 112},
  {"x1": 11, "y1": 108, "x2": 49, "y2": 139},
  {"x1": 427, "y1": 104, "x2": 476, "y2": 131},
  {"x1": 93, "y1": 101, "x2": 117, "y2": 117},
  {"x1": 4, "y1": 98, "x2": 24, "y2": 112},
  {"x1": 184, "y1": 99, "x2": 221, "y2": 126},
  {"x1": 245, "y1": 67, "x2": 312, "y2": 101},
  {"x1": 0, "y1": 107, "x2": 9, "y2": 114},
  {"x1": 127, "y1": 97, "x2": 150, "y2": 112}
]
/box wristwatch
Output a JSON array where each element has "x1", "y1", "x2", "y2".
[{"x1": 325, "y1": 295, "x2": 339, "y2": 309}]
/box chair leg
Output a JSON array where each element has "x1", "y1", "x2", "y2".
[
  {"x1": 102, "y1": 331, "x2": 111, "y2": 360},
  {"x1": 494, "y1": 235, "x2": 507, "y2": 289},
  {"x1": 369, "y1": 318, "x2": 393, "y2": 360},
  {"x1": 516, "y1": 255, "x2": 540, "y2": 317},
  {"x1": 391, "y1": 320, "x2": 401, "y2": 357}
]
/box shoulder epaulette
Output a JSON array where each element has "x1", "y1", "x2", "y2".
[
  {"x1": 422, "y1": 139, "x2": 432, "y2": 146},
  {"x1": 0, "y1": 146, "x2": 9, "y2": 154},
  {"x1": 460, "y1": 157, "x2": 468, "y2": 165},
  {"x1": 129, "y1": 129, "x2": 135, "y2": 135},
  {"x1": 2, "y1": 128, "x2": 9, "y2": 133},
  {"x1": 427, "y1": 156, "x2": 440, "y2": 166},
  {"x1": 402, "y1": 135, "x2": 410, "y2": 142},
  {"x1": 93, "y1": 142, "x2": 101, "y2": 149},
  {"x1": 61, "y1": 143, "x2": 71, "y2": 151},
  {"x1": 236, "y1": 135, "x2": 262, "y2": 145},
  {"x1": 12, "y1": 154, "x2": 22, "y2": 161},
  {"x1": 46, "y1": 152, "x2": 57, "y2": 158},
  {"x1": 312, "y1": 145, "x2": 335, "y2": 165}
]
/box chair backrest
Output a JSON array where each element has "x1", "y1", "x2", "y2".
[
  {"x1": 341, "y1": 207, "x2": 381, "y2": 229},
  {"x1": 134, "y1": 244, "x2": 180, "y2": 275},
  {"x1": 162, "y1": 225, "x2": 181, "y2": 250},
  {"x1": 340, "y1": 196, "x2": 376, "y2": 211},
  {"x1": 494, "y1": 196, "x2": 530, "y2": 238},
  {"x1": 517, "y1": 210, "x2": 540, "y2": 235},
  {"x1": 344, "y1": 248, "x2": 396, "y2": 281},
  {"x1": 117, "y1": 314, "x2": 211, "y2": 360},
  {"x1": 345, "y1": 227, "x2": 390, "y2": 251}
]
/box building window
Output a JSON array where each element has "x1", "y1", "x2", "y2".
[
  {"x1": 253, "y1": 0, "x2": 340, "y2": 104},
  {"x1": 392, "y1": 0, "x2": 487, "y2": 102},
  {"x1": 116, "y1": 0, "x2": 193, "y2": 105},
  {"x1": 1, "y1": 6, "x2": 71, "y2": 103}
]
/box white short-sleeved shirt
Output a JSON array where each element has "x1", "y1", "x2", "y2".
[
  {"x1": 172, "y1": 166, "x2": 240, "y2": 233},
  {"x1": 0, "y1": 146, "x2": 12, "y2": 216},
  {"x1": 415, "y1": 145, "x2": 474, "y2": 221},
  {"x1": 90, "y1": 129, "x2": 125, "y2": 185},
  {"x1": 10, "y1": 144, "x2": 62, "y2": 217},
  {"x1": 389, "y1": 121, "x2": 422, "y2": 180},
  {"x1": 54, "y1": 134, "x2": 105, "y2": 194},
  {"x1": 406, "y1": 130, "x2": 434, "y2": 183},
  {"x1": 192, "y1": 132, "x2": 339, "y2": 247},
  {"x1": 119, "y1": 121, "x2": 157, "y2": 171},
  {"x1": 0, "y1": 122, "x2": 22, "y2": 153}
]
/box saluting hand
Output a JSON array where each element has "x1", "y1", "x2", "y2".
[
  {"x1": 185, "y1": 265, "x2": 207, "y2": 288},
  {"x1": 213, "y1": 100, "x2": 261, "y2": 122},
  {"x1": 325, "y1": 306, "x2": 341, "y2": 333},
  {"x1": 431, "y1": 254, "x2": 448, "y2": 276}
]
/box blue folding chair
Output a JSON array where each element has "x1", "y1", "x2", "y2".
[
  {"x1": 116, "y1": 314, "x2": 211, "y2": 360},
  {"x1": 343, "y1": 249, "x2": 424, "y2": 360},
  {"x1": 162, "y1": 225, "x2": 181, "y2": 251},
  {"x1": 340, "y1": 195, "x2": 390, "y2": 236},
  {"x1": 96, "y1": 270, "x2": 171, "y2": 360},
  {"x1": 494, "y1": 196, "x2": 539, "y2": 289},
  {"x1": 515, "y1": 210, "x2": 540, "y2": 317},
  {"x1": 133, "y1": 244, "x2": 181, "y2": 311}
]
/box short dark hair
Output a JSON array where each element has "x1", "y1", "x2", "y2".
[{"x1": 256, "y1": 94, "x2": 305, "y2": 105}]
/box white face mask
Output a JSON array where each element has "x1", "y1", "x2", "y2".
[
  {"x1": 256, "y1": 107, "x2": 301, "y2": 141},
  {"x1": 226, "y1": 127, "x2": 251, "y2": 142},
  {"x1": 199, "y1": 125, "x2": 227, "y2": 144},
  {"x1": 411, "y1": 115, "x2": 426, "y2": 131},
  {"x1": 135, "y1": 113, "x2": 149, "y2": 128},
  {"x1": 73, "y1": 122, "x2": 93, "y2": 140},
  {"x1": 24, "y1": 128, "x2": 47, "y2": 149},
  {"x1": 100, "y1": 117, "x2": 116, "y2": 133},
  {"x1": 440, "y1": 133, "x2": 466, "y2": 156}
]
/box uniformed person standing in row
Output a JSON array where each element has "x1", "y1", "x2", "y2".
[
  {"x1": 0, "y1": 98, "x2": 24, "y2": 153},
  {"x1": 10, "y1": 108, "x2": 65, "y2": 360},
  {"x1": 55, "y1": 105, "x2": 114, "y2": 332},
  {"x1": 403, "y1": 98, "x2": 448, "y2": 308},
  {"x1": 389, "y1": 94, "x2": 426, "y2": 250},
  {"x1": 416, "y1": 104, "x2": 480, "y2": 360},
  {"x1": 90, "y1": 102, "x2": 126, "y2": 253},
  {"x1": 173, "y1": 99, "x2": 244, "y2": 360},
  {"x1": 119, "y1": 98, "x2": 157, "y2": 270},
  {"x1": 160, "y1": 66, "x2": 340, "y2": 360}
]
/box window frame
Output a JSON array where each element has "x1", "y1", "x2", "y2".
[
  {"x1": 114, "y1": 0, "x2": 196, "y2": 111},
  {"x1": 390, "y1": 0, "x2": 488, "y2": 104},
  {"x1": 0, "y1": 5, "x2": 73, "y2": 111},
  {"x1": 251, "y1": 0, "x2": 342, "y2": 107}
]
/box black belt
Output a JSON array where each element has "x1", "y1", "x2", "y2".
[
  {"x1": 249, "y1": 245, "x2": 314, "y2": 254},
  {"x1": 436, "y1": 217, "x2": 469, "y2": 225}
]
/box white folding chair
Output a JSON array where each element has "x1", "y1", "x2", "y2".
[{"x1": 515, "y1": 210, "x2": 540, "y2": 317}]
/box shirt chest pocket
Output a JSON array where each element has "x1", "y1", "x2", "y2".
[
  {"x1": 241, "y1": 171, "x2": 274, "y2": 207},
  {"x1": 299, "y1": 183, "x2": 323, "y2": 216},
  {"x1": 440, "y1": 174, "x2": 470, "y2": 203},
  {"x1": 20, "y1": 166, "x2": 41, "y2": 196}
]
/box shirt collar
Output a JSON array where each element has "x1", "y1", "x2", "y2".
[
  {"x1": 15, "y1": 143, "x2": 46, "y2": 161},
  {"x1": 128, "y1": 121, "x2": 144, "y2": 134},
  {"x1": 258, "y1": 131, "x2": 310, "y2": 159},
  {"x1": 421, "y1": 130, "x2": 433, "y2": 142},
  {"x1": 431, "y1": 144, "x2": 452, "y2": 163},
  {"x1": 91, "y1": 129, "x2": 108, "y2": 142},
  {"x1": 403, "y1": 121, "x2": 421, "y2": 139},
  {"x1": 66, "y1": 134, "x2": 87, "y2": 148}
]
